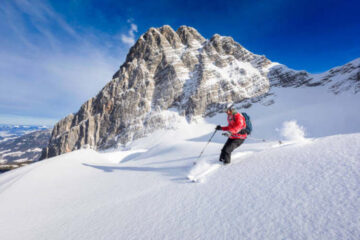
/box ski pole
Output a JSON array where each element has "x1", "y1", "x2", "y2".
[
  {"x1": 247, "y1": 136, "x2": 282, "y2": 145},
  {"x1": 247, "y1": 136, "x2": 267, "y2": 142},
  {"x1": 193, "y1": 130, "x2": 217, "y2": 165}
]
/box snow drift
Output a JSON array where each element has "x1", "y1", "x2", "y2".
[{"x1": 280, "y1": 120, "x2": 307, "y2": 142}]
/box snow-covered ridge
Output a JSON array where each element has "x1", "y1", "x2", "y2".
[
  {"x1": 0, "y1": 124, "x2": 49, "y2": 142},
  {"x1": 0, "y1": 129, "x2": 51, "y2": 172},
  {"x1": 269, "y1": 57, "x2": 360, "y2": 93}
]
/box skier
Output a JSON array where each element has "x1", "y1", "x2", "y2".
[{"x1": 216, "y1": 104, "x2": 247, "y2": 165}]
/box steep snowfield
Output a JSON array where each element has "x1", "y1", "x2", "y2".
[{"x1": 0, "y1": 116, "x2": 359, "y2": 239}]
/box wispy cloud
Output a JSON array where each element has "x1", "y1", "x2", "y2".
[
  {"x1": 120, "y1": 21, "x2": 138, "y2": 46},
  {"x1": 0, "y1": 0, "x2": 136, "y2": 125}
]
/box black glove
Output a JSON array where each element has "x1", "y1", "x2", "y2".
[
  {"x1": 239, "y1": 129, "x2": 247, "y2": 135},
  {"x1": 216, "y1": 125, "x2": 222, "y2": 130},
  {"x1": 222, "y1": 132, "x2": 231, "y2": 137}
]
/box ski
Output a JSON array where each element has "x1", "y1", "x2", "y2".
[{"x1": 187, "y1": 163, "x2": 222, "y2": 183}]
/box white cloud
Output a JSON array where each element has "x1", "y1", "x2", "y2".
[
  {"x1": 120, "y1": 21, "x2": 138, "y2": 46},
  {"x1": 0, "y1": 0, "x2": 131, "y2": 124},
  {"x1": 121, "y1": 34, "x2": 136, "y2": 46},
  {"x1": 130, "y1": 23, "x2": 138, "y2": 32}
]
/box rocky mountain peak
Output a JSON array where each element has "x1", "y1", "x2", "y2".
[
  {"x1": 41, "y1": 26, "x2": 360, "y2": 160},
  {"x1": 123, "y1": 25, "x2": 205, "y2": 66},
  {"x1": 176, "y1": 25, "x2": 206, "y2": 46},
  {"x1": 41, "y1": 25, "x2": 278, "y2": 159}
]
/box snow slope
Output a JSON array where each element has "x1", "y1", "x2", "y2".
[
  {"x1": 0, "y1": 116, "x2": 359, "y2": 239},
  {"x1": 239, "y1": 83, "x2": 360, "y2": 141}
]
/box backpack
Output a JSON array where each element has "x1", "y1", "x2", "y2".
[{"x1": 241, "y1": 112, "x2": 252, "y2": 135}]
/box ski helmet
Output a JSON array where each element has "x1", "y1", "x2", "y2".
[{"x1": 226, "y1": 103, "x2": 235, "y2": 112}]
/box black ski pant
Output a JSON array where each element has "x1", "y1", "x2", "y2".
[{"x1": 219, "y1": 138, "x2": 245, "y2": 164}]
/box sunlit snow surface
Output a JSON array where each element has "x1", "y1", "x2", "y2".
[{"x1": 0, "y1": 117, "x2": 359, "y2": 239}]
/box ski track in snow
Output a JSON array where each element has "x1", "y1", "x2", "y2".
[
  {"x1": 0, "y1": 131, "x2": 360, "y2": 240},
  {"x1": 188, "y1": 151, "x2": 255, "y2": 183}
]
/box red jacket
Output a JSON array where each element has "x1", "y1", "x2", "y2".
[{"x1": 221, "y1": 112, "x2": 247, "y2": 139}]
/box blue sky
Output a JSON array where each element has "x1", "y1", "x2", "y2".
[{"x1": 0, "y1": 0, "x2": 359, "y2": 125}]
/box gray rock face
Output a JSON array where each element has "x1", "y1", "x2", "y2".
[{"x1": 41, "y1": 25, "x2": 360, "y2": 159}]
